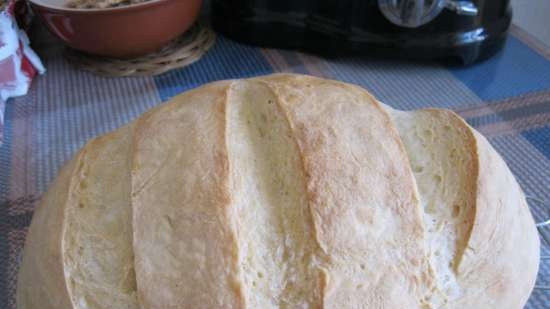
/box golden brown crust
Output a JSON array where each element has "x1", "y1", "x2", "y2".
[
  {"x1": 389, "y1": 107, "x2": 480, "y2": 305},
  {"x1": 63, "y1": 124, "x2": 138, "y2": 309},
  {"x1": 260, "y1": 74, "x2": 436, "y2": 308},
  {"x1": 227, "y1": 80, "x2": 324, "y2": 308},
  {"x1": 454, "y1": 130, "x2": 539, "y2": 309},
  {"x1": 131, "y1": 81, "x2": 244, "y2": 309},
  {"x1": 17, "y1": 152, "x2": 82, "y2": 309},
  {"x1": 17, "y1": 74, "x2": 539, "y2": 309}
]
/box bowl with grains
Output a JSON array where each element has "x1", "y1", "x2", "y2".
[{"x1": 29, "y1": 0, "x2": 203, "y2": 58}]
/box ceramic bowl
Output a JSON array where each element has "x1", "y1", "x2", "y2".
[{"x1": 30, "y1": 0, "x2": 203, "y2": 58}]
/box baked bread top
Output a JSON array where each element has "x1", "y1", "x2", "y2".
[{"x1": 17, "y1": 74, "x2": 539, "y2": 309}]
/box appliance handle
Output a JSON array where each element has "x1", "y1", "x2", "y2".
[{"x1": 445, "y1": 0, "x2": 478, "y2": 16}]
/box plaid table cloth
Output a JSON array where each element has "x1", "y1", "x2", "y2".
[{"x1": 1, "y1": 23, "x2": 549, "y2": 308}]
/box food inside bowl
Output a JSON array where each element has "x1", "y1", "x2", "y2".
[{"x1": 66, "y1": 0, "x2": 151, "y2": 9}]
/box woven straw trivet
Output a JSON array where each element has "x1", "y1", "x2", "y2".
[{"x1": 65, "y1": 24, "x2": 216, "y2": 77}]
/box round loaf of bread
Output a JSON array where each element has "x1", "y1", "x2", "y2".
[{"x1": 17, "y1": 74, "x2": 539, "y2": 309}]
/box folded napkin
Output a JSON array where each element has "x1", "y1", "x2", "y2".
[{"x1": 0, "y1": 0, "x2": 45, "y2": 145}]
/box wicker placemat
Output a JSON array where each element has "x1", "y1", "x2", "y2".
[{"x1": 65, "y1": 24, "x2": 216, "y2": 77}]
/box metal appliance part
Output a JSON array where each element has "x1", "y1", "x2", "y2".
[{"x1": 378, "y1": 0, "x2": 478, "y2": 27}]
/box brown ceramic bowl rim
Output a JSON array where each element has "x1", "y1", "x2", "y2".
[{"x1": 29, "y1": 0, "x2": 173, "y2": 14}]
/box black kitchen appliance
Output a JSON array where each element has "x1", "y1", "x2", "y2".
[{"x1": 211, "y1": 0, "x2": 512, "y2": 64}]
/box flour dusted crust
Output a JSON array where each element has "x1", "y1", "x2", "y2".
[{"x1": 17, "y1": 74, "x2": 539, "y2": 309}]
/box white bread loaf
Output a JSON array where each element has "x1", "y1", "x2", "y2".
[{"x1": 17, "y1": 74, "x2": 539, "y2": 309}]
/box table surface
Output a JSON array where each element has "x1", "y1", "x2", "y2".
[{"x1": 1, "y1": 9, "x2": 550, "y2": 309}]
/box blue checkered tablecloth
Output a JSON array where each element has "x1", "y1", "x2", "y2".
[{"x1": 0, "y1": 21, "x2": 549, "y2": 309}]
